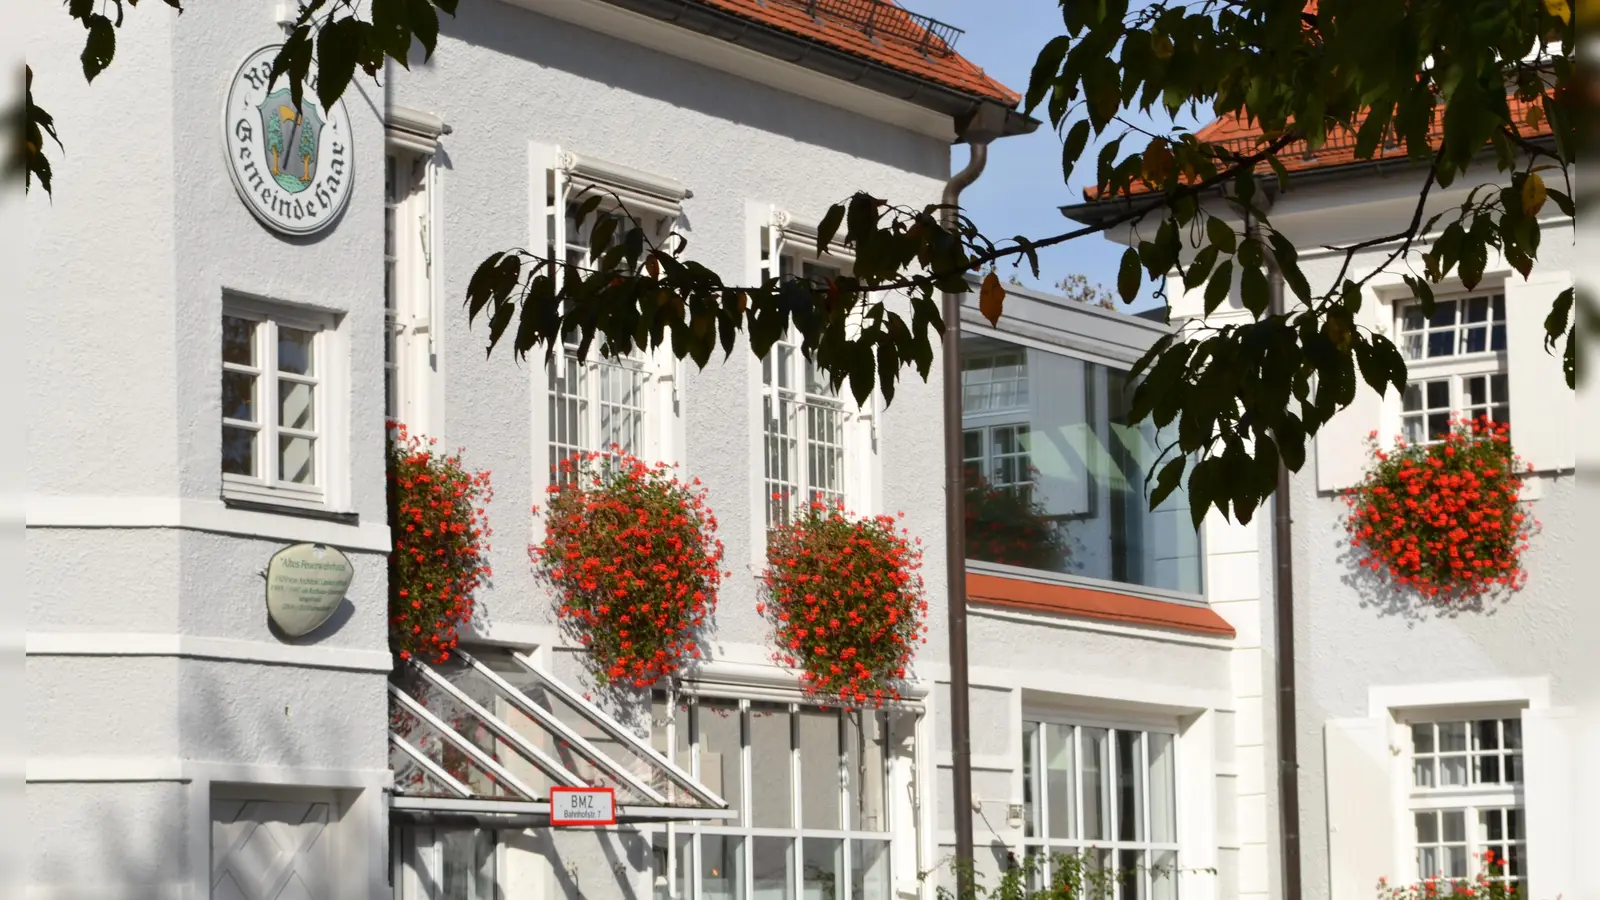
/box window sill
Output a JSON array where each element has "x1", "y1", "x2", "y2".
[
  {"x1": 966, "y1": 571, "x2": 1237, "y2": 639},
  {"x1": 222, "y1": 492, "x2": 359, "y2": 526}
]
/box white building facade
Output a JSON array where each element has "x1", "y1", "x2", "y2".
[
  {"x1": 26, "y1": 3, "x2": 1308, "y2": 900},
  {"x1": 1066, "y1": 116, "x2": 1589, "y2": 900}
]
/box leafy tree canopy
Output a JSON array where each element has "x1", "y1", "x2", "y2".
[{"x1": 17, "y1": 0, "x2": 1589, "y2": 528}]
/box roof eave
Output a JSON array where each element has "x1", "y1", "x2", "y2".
[
  {"x1": 1059, "y1": 135, "x2": 1560, "y2": 227},
  {"x1": 596, "y1": 0, "x2": 1039, "y2": 141}
]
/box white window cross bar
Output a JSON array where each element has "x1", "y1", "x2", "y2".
[{"x1": 389, "y1": 731, "x2": 473, "y2": 799}]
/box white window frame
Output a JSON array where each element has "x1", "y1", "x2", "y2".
[
  {"x1": 1388, "y1": 288, "x2": 1509, "y2": 446},
  {"x1": 1017, "y1": 712, "x2": 1182, "y2": 900},
  {"x1": 1399, "y1": 706, "x2": 1527, "y2": 889},
  {"x1": 221, "y1": 296, "x2": 347, "y2": 512},
  {"x1": 754, "y1": 207, "x2": 880, "y2": 542},
  {"x1": 648, "y1": 689, "x2": 911, "y2": 900},
  {"x1": 391, "y1": 825, "x2": 497, "y2": 900},
  {"x1": 532, "y1": 147, "x2": 685, "y2": 490},
  {"x1": 384, "y1": 139, "x2": 439, "y2": 438}
]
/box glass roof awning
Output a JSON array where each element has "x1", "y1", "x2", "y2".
[{"x1": 388, "y1": 647, "x2": 731, "y2": 828}]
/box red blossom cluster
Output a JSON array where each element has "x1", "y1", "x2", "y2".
[
  {"x1": 963, "y1": 465, "x2": 1070, "y2": 571},
  {"x1": 760, "y1": 499, "x2": 928, "y2": 708},
  {"x1": 1375, "y1": 850, "x2": 1522, "y2": 899},
  {"x1": 386, "y1": 422, "x2": 494, "y2": 665},
  {"x1": 531, "y1": 449, "x2": 726, "y2": 690},
  {"x1": 1344, "y1": 418, "x2": 1537, "y2": 602}
]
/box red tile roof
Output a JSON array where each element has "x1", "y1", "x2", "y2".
[
  {"x1": 1085, "y1": 94, "x2": 1552, "y2": 200},
  {"x1": 966, "y1": 572, "x2": 1238, "y2": 638},
  {"x1": 693, "y1": 0, "x2": 1019, "y2": 104}
]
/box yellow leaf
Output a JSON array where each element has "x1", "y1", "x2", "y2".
[
  {"x1": 1522, "y1": 172, "x2": 1547, "y2": 217},
  {"x1": 1525, "y1": 105, "x2": 1544, "y2": 130},
  {"x1": 979, "y1": 271, "x2": 1005, "y2": 326},
  {"x1": 1152, "y1": 33, "x2": 1174, "y2": 61},
  {"x1": 1142, "y1": 138, "x2": 1175, "y2": 185},
  {"x1": 1543, "y1": 0, "x2": 1571, "y2": 24}
]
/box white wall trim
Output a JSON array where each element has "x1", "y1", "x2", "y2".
[
  {"x1": 25, "y1": 496, "x2": 391, "y2": 553},
  {"x1": 1366, "y1": 676, "x2": 1551, "y2": 718},
  {"x1": 968, "y1": 604, "x2": 1235, "y2": 650},
  {"x1": 25, "y1": 886, "x2": 188, "y2": 900},
  {"x1": 924, "y1": 662, "x2": 1231, "y2": 716},
  {"x1": 26, "y1": 632, "x2": 393, "y2": 673}
]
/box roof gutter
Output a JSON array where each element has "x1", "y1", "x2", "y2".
[
  {"x1": 939, "y1": 98, "x2": 1006, "y2": 900},
  {"x1": 595, "y1": 0, "x2": 1039, "y2": 141}
]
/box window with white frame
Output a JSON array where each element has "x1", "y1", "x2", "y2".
[
  {"x1": 651, "y1": 693, "x2": 898, "y2": 900},
  {"x1": 762, "y1": 253, "x2": 865, "y2": 527},
  {"x1": 547, "y1": 202, "x2": 662, "y2": 480},
  {"x1": 385, "y1": 146, "x2": 435, "y2": 430},
  {"x1": 1396, "y1": 292, "x2": 1509, "y2": 444},
  {"x1": 1020, "y1": 719, "x2": 1179, "y2": 900},
  {"x1": 392, "y1": 826, "x2": 496, "y2": 900},
  {"x1": 1405, "y1": 714, "x2": 1525, "y2": 887},
  {"x1": 222, "y1": 302, "x2": 336, "y2": 507}
]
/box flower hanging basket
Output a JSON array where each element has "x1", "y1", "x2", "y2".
[
  {"x1": 531, "y1": 451, "x2": 725, "y2": 690},
  {"x1": 1344, "y1": 418, "x2": 1538, "y2": 603},
  {"x1": 760, "y1": 501, "x2": 928, "y2": 708},
  {"x1": 387, "y1": 422, "x2": 495, "y2": 665}
]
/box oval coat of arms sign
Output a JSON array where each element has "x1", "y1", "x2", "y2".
[
  {"x1": 265, "y1": 542, "x2": 355, "y2": 638},
  {"x1": 223, "y1": 45, "x2": 354, "y2": 236}
]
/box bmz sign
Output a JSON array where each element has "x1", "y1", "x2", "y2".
[
  {"x1": 223, "y1": 45, "x2": 354, "y2": 236},
  {"x1": 549, "y1": 787, "x2": 617, "y2": 827}
]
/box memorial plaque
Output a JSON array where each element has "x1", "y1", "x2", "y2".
[{"x1": 265, "y1": 543, "x2": 354, "y2": 637}]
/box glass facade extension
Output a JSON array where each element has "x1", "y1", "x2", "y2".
[{"x1": 961, "y1": 332, "x2": 1202, "y2": 595}]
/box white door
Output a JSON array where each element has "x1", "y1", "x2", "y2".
[{"x1": 212, "y1": 796, "x2": 336, "y2": 900}]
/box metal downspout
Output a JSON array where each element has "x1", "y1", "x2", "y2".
[
  {"x1": 940, "y1": 138, "x2": 989, "y2": 898},
  {"x1": 1262, "y1": 217, "x2": 1304, "y2": 900}
]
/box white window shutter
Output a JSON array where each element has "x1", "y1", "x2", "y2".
[
  {"x1": 1521, "y1": 706, "x2": 1576, "y2": 899},
  {"x1": 1315, "y1": 295, "x2": 1388, "y2": 493},
  {"x1": 1324, "y1": 717, "x2": 1396, "y2": 897},
  {"x1": 1504, "y1": 272, "x2": 1575, "y2": 473}
]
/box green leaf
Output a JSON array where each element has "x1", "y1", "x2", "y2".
[
  {"x1": 1545, "y1": 287, "x2": 1573, "y2": 352},
  {"x1": 1026, "y1": 36, "x2": 1073, "y2": 115},
  {"x1": 81, "y1": 14, "x2": 116, "y2": 82},
  {"x1": 316, "y1": 17, "x2": 361, "y2": 112},
  {"x1": 848, "y1": 346, "x2": 875, "y2": 407},
  {"x1": 371, "y1": 0, "x2": 413, "y2": 64},
  {"x1": 815, "y1": 204, "x2": 845, "y2": 257},
  {"x1": 1184, "y1": 245, "x2": 1219, "y2": 291},
  {"x1": 1149, "y1": 456, "x2": 1187, "y2": 510},
  {"x1": 1267, "y1": 232, "x2": 1310, "y2": 303},
  {"x1": 434, "y1": 0, "x2": 460, "y2": 14},
  {"x1": 1240, "y1": 264, "x2": 1269, "y2": 316},
  {"x1": 1354, "y1": 338, "x2": 1387, "y2": 396},
  {"x1": 408, "y1": 0, "x2": 440, "y2": 58},
  {"x1": 1117, "y1": 247, "x2": 1141, "y2": 304},
  {"x1": 1061, "y1": 120, "x2": 1092, "y2": 184},
  {"x1": 1204, "y1": 261, "x2": 1233, "y2": 315},
  {"x1": 1206, "y1": 216, "x2": 1236, "y2": 254},
  {"x1": 1187, "y1": 456, "x2": 1223, "y2": 530}
]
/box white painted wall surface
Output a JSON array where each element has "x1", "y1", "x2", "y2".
[{"x1": 1164, "y1": 170, "x2": 1583, "y2": 900}]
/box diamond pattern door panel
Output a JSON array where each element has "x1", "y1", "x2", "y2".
[{"x1": 212, "y1": 798, "x2": 333, "y2": 900}]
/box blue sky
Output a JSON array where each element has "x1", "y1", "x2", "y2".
[{"x1": 906, "y1": 0, "x2": 1205, "y2": 313}]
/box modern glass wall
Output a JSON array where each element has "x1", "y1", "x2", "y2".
[{"x1": 961, "y1": 332, "x2": 1203, "y2": 596}]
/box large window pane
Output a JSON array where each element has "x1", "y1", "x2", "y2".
[
  {"x1": 846, "y1": 712, "x2": 888, "y2": 832},
  {"x1": 1044, "y1": 724, "x2": 1076, "y2": 839},
  {"x1": 701, "y1": 834, "x2": 743, "y2": 900},
  {"x1": 1147, "y1": 732, "x2": 1176, "y2": 844},
  {"x1": 750, "y1": 704, "x2": 793, "y2": 828},
  {"x1": 752, "y1": 838, "x2": 794, "y2": 900},
  {"x1": 800, "y1": 839, "x2": 841, "y2": 900},
  {"x1": 700, "y1": 699, "x2": 744, "y2": 817},
  {"x1": 851, "y1": 840, "x2": 891, "y2": 900},
  {"x1": 1080, "y1": 727, "x2": 1110, "y2": 841},
  {"x1": 1115, "y1": 731, "x2": 1145, "y2": 842},
  {"x1": 798, "y1": 709, "x2": 842, "y2": 830},
  {"x1": 1022, "y1": 722, "x2": 1038, "y2": 839},
  {"x1": 960, "y1": 333, "x2": 1201, "y2": 594}
]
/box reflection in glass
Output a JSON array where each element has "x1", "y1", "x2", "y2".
[
  {"x1": 223, "y1": 371, "x2": 256, "y2": 422},
  {"x1": 750, "y1": 704, "x2": 793, "y2": 828},
  {"x1": 799, "y1": 709, "x2": 842, "y2": 830},
  {"x1": 223, "y1": 316, "x2": 256, "y2": 365},
  {"x1": 701, "y1": 834, "x2": 743, "y2": 900},
  {"x1": 1116, "y1": 731, "x2": 1144, "y2": 842},
  {"x1": 801, "y1": 838, "x2": 841, "y2": 900},
  {"x1": 278, "y1": 326, "x2": 315, "y2": 375},
  {"x1": 223, "y1": 426, "x2": 256, "y2": 477},
  {"x1": 1081, "y1": 727, "x2": 1109, "y2": 841},
  {"x1": 700, "y1": 699, "x2": 744, "y2": 816},
  {"x1": 1044, "y1": 724, "x2": 1076, "y2": 839},
  {"x1": 752, "y1": 838, "x2": 793, "y2": 900},
  {"x1": 1147, "y1": 732, "x2": 1176, "y2": 843},
  {"x1": 851, "y1": 840, "x2": 891, "y2": 900},
  {"x1": 279, "y1": 379, "x2": 314, "y2": 430},
  {"x1": 959, "y1": 333, "x2": 1202, "y2": 594},
  {"x1": 279, "y1": 434, "x2": 315, "y2": 485}
]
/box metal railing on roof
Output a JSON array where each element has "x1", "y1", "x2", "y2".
[{"x1": 777, "y1": 0, "x2": 964, "y2": 57}]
